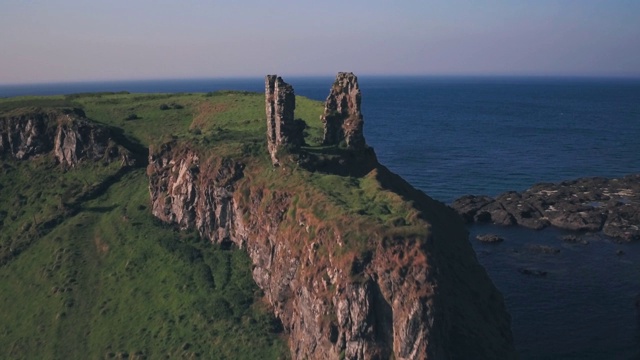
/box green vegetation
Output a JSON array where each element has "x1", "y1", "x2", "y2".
[
  {"x1": 0, "y1": 89, "x2": 428, "y2": 358},
  {"x1": 0, "y1": 161, "x2": 288, "y2": 358},
  {"x1": 0, "y1": 91, "x2": 297, "y2": 359}
]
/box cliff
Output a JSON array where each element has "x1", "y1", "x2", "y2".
[
  {"x1": 0, "y1": 107, "x2": 133, "y2": 168},
  {"x1": 147, "y1": 75, "x2": 517, "y2": 359}
]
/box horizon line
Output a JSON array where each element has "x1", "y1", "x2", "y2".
[{"x1": 3, "y1": 73, "x2": 640, "y2": 87}]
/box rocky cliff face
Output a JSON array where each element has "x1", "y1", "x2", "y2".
[
  {"x1": 265, "y1": 75, "x2": 304, "y2": 166},
  {"x1": 148, "y1": 147, "x2": 516, "y2": 359},
  {"x1": 322, "y1": 72, "x2": 366, "y2": 150},
  {"x1": 0, "y1": 108, "x2": 132, "y2": 167},
  {"x1": 147, "y1": 74, "x2": 516, "y2": 359}
]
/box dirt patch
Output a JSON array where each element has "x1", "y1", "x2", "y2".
[
  {"x1": 190, "y1": 102, "x2": 231, "y2": 130},
  {"x1": 94, "y1": 234, "x2": 109, "y2": 255}
]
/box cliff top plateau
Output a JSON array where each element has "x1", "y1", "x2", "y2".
[{"x1": 0, "y1": 76, "x2": 516, "y2": 359}]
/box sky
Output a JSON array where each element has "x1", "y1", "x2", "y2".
[{"x1": 1, "y1": 0, "x2": 639, "y2": 84}]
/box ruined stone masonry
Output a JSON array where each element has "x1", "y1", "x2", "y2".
[
  {"x1": 265, "y1": 75, "x2": 300, "y2": 166},
  {"x1": 322, "y1": 72, "x2": 366, "y2": 150}
]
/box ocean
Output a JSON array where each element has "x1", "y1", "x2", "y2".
[{"x1": 2, "y1": 76, "x2": 640, "y2": 359}]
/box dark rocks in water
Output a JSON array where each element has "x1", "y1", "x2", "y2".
[
  {"x1": 476, "y1": 234, "x2": 504, "y2": 243},
  {"x1": 561, "y1": 235, "x2": 589, "y2": 245},
  {"x1": 616, "y1": 250, "x2": 625, "y2": 256},
  {"x1": 321, "y1": 72, "x2": 366, "y2": 150},
  {"x1": 452, "y1": 195, "x2": 494, "y2": 223},
  {"x1": 562, "y1": 235, "x2": 579, "y2": 243},
  {"x1": 494, "y1": 192, "x2": 549, "y2": 230},
  {"x1": 602, "y1": 202, "x2": 640, "y2": 241},
  {"x1": 451, "y1": 174, "x2": 640, "y2": 242},
  {"x1": 525, "y1": 244, "x2": 561, "y2": 254},
  {"x1": 517, "y1": 268, "x2": 548, "y2": 277}
]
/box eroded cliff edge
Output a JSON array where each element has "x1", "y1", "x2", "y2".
[
  {"x1": 0, "y1": 107, "x2": 134, "y2": 167},
  {"x1": 147, "y1": 75, "x2": 516, "y2": 359}
]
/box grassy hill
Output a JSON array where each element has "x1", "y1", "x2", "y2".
[
  {"x1": 0, "y1": 91, "x2": 310, "y2": 359},
  {"x1": 0, "y1": 90, "x2": 442, "y2": 359}
]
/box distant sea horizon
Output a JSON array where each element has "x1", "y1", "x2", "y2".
[{"x1": 3, "y1": 74, "x2": 640, "y2": 97}]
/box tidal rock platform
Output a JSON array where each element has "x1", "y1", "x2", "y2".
[{"x1": 451, "y1": 174, "x2": 640, "y2": 242}]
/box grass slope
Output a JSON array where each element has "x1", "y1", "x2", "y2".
[
  {"x1": 0, "y1": 90, "x2": 430, "y2": 359},
  {"x1": 0, "y1": 92, "x2": 296, "y2": 359},
  {"x1": 0, "y1": 166, "x2": 287, "y2": 359}
]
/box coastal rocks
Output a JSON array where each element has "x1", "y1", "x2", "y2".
[
  {"x1": 0, "y1": 108, "x2": 132, "y2": 168},
  {"x1": 451, "y1": 174, "x2": 640, "y2": 242},
  {"x1": 321, "y1": 72, "x2": 366, "y2": 150},
  {"x1": 561, "y1": 235, "x2": 588, "y2": 244},
  {"x1": 265, "y1": 75, "x2": 304, "y2": 166},
  {"x1": 517, "y1": 268, "x2": 547, "y2": 277},
  {"x1": 476, "y1": 234, "x2": 504, "y2": 243},
  {"x1": 525, "y1": 244, "x2": 560, "y2": 254}
]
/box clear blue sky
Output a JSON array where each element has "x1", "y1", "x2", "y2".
[{"x1": 1, "y1": 0, "x2": 639, "y2": 84}]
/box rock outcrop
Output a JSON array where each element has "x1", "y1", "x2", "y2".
[
  {"x1": 451, "y1": 174, "x2": 640, "y2": 241},
  {"x1": 321, "y1": 72, "x2": 366, "y2": 150},
  {"x1": 148, "y1": 146, "x2": 517, "y2": 359},
  {"x1": 148, "y1": 76, "x2": 517, "y2": 359},
  {"x1": 265, "y1": 75, "x2": 303, "y2": 166},
  {"x1": 0, "y1": 108, "x2": 133, "y2": 167}
]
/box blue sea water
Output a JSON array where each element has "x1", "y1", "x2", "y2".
[{"x1": 2, "y1": 76, "x2": 640, "y2": 358}]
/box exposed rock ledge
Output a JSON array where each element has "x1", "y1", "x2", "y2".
[
  {"x1": 0, "y1": 107, "x2": 133, "y2": 167},
  {"x1": 451, "y1": 174, "x2": 640, "y2": 241},
  {"x1": 148, "y1": 74, "x2": 516, "y2": 359}
]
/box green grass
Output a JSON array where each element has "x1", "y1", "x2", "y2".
[
  {"x1": 0, "y1": 90, "x2": 431, "y2": 358},
  {"x1": 0, "y1": 168, "x2": 288, "y2": 359},
  {"x1": 0, "y1": 96, "x2": 78, "y2": 112}
]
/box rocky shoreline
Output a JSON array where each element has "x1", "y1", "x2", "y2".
[{"x1": 451, "y1": 174, "x2": 640, "y2": 242}]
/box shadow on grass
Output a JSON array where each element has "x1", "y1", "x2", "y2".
[
  {"x1": 297, "y1": 146, "x2": 379, "y2": 178},
  {"x1": 82, "y1": 205, "x2": 118, "y2": 213}
]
